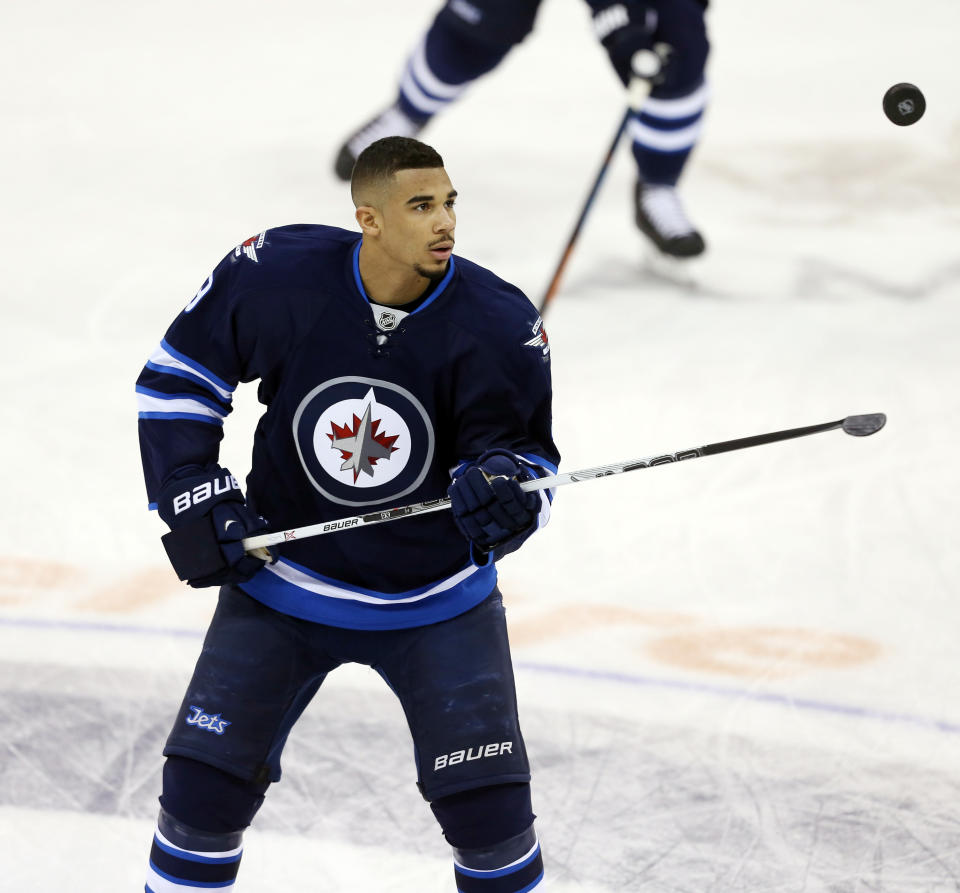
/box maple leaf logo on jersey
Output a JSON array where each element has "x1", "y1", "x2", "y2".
[
  {"x1": 234, "y1": 231, "x2": 266, "y2": 263},
  {"x1": 328, "y1": 402, "x2": 400, "y2": 481},
  {"x1": 523, "y1": 317, "x2": 550, "y2": 357}
]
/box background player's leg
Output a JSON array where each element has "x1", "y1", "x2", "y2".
[
  {"x1": 333, "y1": 0, "x2": 543, "y2": 179},
  {"x1": 630, "y1": 0, "x2": 710, "y2": 257},
  {"x1": 630, "y1": 79, "x2": 709, "y2": 257}
]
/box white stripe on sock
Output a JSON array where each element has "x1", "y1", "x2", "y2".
[
  {"x1": 628, "y1": 117, "x2": 703, "y2": 152},
  {"x1": 409, "y1": 38, "x2": 469, "y2": 99},
  {"x1": 399, "y1": 65, "x2": 451, "y2": 115},
  {"x1": 155, "y1": 829, "x2": 243, "y2": 861}
]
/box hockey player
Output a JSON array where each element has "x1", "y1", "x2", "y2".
[
  {"x1": 136, "y1": 136, "x2": 559, "y2": 892},
  {"x1": 334, "y1": 0, "x2": 710, "y2": 258}
]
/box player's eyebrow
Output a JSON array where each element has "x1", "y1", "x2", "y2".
[{"x1": 405, "y1": 189, "x2": 458, "y2": 205}]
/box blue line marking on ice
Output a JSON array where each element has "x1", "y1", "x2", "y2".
[
  {"x1": 2, "y1": 616, "x2": 958, "y2": 735},
  {"x1": 515, "y1": 660, "x2": 960, "y2": 735}
]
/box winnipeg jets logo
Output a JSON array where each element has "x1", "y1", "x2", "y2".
[
  {"x1": 293, "y1": 377, "x2": 435, "y2": 507},
  {"x1": 523, "y1": 317, "x2": 550, "y2": 357},
  {"x1": 234, "y1": 231, "x2": 266, "y2": 263},
  {"x1": 328, "y1": 400, "x2": 400, "y2": 482}
]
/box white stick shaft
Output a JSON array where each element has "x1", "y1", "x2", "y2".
[
  {"x1": 240, "y1": 445, "x2": 702, "y2": 552},
  {"x1": 628, "y1": 73, "x2": 653, "y2": 109},
  {"x1": 240, "y1": 412, "x2": 885, "y2": 553}
]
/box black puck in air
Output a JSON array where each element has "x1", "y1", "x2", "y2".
[{"x1": 882, "y1": 83, "x2": 926, "y2": 126}]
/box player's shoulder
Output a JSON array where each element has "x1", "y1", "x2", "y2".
[
  {"x1": 440, "y1": 254, "x2": 550, "y2": 365},
  {"x1": 207, "y1": 223, "x2": 356, "y2": 305},
  {"x1": 225, "y1": 223, "x2": 355, "y2": 270},
  {"x1": 450, "y1": 254, "x2": 539, "y2": 326},
  {"x1": 447, "y1": 254, "x2": 552, "y2": 368}
]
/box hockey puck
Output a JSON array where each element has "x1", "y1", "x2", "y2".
[{"x1": 882, "y1": 83, "x2": 925, "y2": 126}]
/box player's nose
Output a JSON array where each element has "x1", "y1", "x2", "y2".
[{"x1": 434, "y1": 208, "x2": 454, "y2": 231}]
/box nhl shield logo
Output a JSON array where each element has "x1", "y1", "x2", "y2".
[
  {"x1": 377, "y1": 309, "x2": 398, "y2": 330},
  {"x1": 293, "y1": 377, "x2": 435, "y2": 507}
]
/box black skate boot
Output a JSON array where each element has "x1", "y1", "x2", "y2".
[
  {"x1": 333, "y1": 104, "x2": 428, "y2": 181},
  {"x1": 634, "y1": 181, "x2": 706, "y2": 258}
]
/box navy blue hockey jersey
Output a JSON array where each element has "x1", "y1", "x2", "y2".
[{"x1": 136, "y1": 225, "x2": 559, "y2": 630}]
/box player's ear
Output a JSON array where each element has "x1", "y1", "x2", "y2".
[{"x1": 355, "y1": 205, "x2": 380, "y2": 236}]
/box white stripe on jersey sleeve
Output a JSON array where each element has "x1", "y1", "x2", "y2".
[
  {"x1": 148, "y1": 343, "x2": 235, "y2": 402},
  {"x1": 136, "y1": 389, "x2": 228, "y2": 422}
]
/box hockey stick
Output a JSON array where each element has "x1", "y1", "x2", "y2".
[
  {"x1": 537, "y1": 53, "x2": 660, "y2": 317},
  {"x1": 242, "y1": 413, "x2": 886, "y2": 552}
]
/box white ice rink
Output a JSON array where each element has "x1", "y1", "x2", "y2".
[{"x1": 3, "y1": 0, "x2": 960, "y2": 890}]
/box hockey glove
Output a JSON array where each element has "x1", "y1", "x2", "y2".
[
  {"x1": 592, "y1": 1, "x2": 658, "y2": 86},
  {"x1": 157, "y1": 467, "x2": 275, "y2": 588},
  {"x1": 448, "y1": 450, "x2": 541, "y2": 564}
]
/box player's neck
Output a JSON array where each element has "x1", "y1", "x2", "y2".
[{"x1": 357, "y1": 242, "x2": 435, "y2": 306}]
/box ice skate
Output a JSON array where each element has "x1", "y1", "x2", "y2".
[
  {"x1": 634, "y1": 181, "x2": 706, "y2": 258},
  {"x1": 333, "y1": 103, "x2": 427, "y2": 181}
]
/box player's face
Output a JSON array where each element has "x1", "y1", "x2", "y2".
[{"x1": 380, "y1": 167, "x2": 457, "y2": 281}]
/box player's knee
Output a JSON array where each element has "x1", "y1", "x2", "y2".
[
  {"x1": 654, "y1": 0, "x2": 710, "y2": 94},
  {"x1": 436, "y1": 0, "x2": 540, "y2": 54},
  {"x1": 160, "y1": 755, "x2": 270, "y2": 834},
  {"x1": 433, "y1": 785, "x2": 543, "y2": 892},
  {"x1": 430, "y1": 781, "x2": 535, "y2": 849}
]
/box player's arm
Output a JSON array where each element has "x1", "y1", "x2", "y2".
[
  {"x1": 135, "y1": 251, "x2": 274, "y2": 587},
  {"x1": 447, "y1": 312, "x2": 560, "y2": 566}
]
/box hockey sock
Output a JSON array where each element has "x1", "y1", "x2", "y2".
[
  {"x1": 145, "y1": 808, "x2": 244, "y2": 892},
  {"x1": 629, "y1": 80, "x2": 709, "y2": 186},
  {"x1": 452, "y1": 825, "x2": 544, "y2": 893},
  {"x1": 395, "y1": 15, "x2": 512, "y2": 124}
]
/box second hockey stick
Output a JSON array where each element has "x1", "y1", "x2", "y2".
[
  {"x1": 242, "y1": 412, "x2": 886, "y2": 552},
  {"x1": 537, "y1": 55, "x2": 660, "y2": 317}
]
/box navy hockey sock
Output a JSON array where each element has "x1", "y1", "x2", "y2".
[
  {"x1": 145, "y1": 808, "x2": 243, "y2": 892},
  {"x1": 453, "y1": 825, "x2": 543, "y2": 893},
  {"x1": 395, "y1": 14, "x2": 512, "y2": 123},
  {"x1": 629, "y1": 80, "x2": 709, "y2": 186}
]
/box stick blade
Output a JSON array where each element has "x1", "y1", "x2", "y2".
[{"x1": 842, "y1": 413, "x2": 887, "y2": 436}]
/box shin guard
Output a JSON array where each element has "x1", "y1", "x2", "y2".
[
  {"x1": 453, "y1": 825, "x2": 543, "y2": 892},
  {"x1": 145, "y1": 808, "x2": 243, "y2": 892}
]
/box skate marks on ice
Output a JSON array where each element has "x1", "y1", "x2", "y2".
[
  {"x1": 794, "y1": 256, "x2": 960, "y2": 303},
  {"x1": 2, "y1": 660, "x2": 960, "y2": 890},
  {"x1": 704, "y1": 139, "x2": 960, "y2": 222},
  {"x1": 541, "y1": 249, "x2": 960, "y2": 308}
]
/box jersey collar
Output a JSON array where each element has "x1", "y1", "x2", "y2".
[{"x1": 351, "y1": 239, "x2": 456, "y2": 314}]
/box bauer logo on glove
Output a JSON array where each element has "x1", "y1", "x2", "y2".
[{"x1": 157, "y1": 467, "x2": 275, "y2": 587}]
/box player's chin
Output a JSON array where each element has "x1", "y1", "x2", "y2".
[{"x1": 414, "y1": 259, "x2": 449, "y2": 282}]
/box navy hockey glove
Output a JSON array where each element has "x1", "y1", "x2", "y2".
[
  {"x1": 592, "y1": 1, "x2": 658, "y2": 86},
  {"x1": 448, "y1": 450, "x2": 541, "y2": 562},
  {"x1": 157, "y1": 467, "x2": 275, "y2": 588},
  {"x1": 593, "y1": 0, "x2": 708, "y2": 91}
]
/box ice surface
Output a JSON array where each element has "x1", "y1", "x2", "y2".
[{"x1": 2, "y1": 0, "x2": 960, "y2": 889}]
